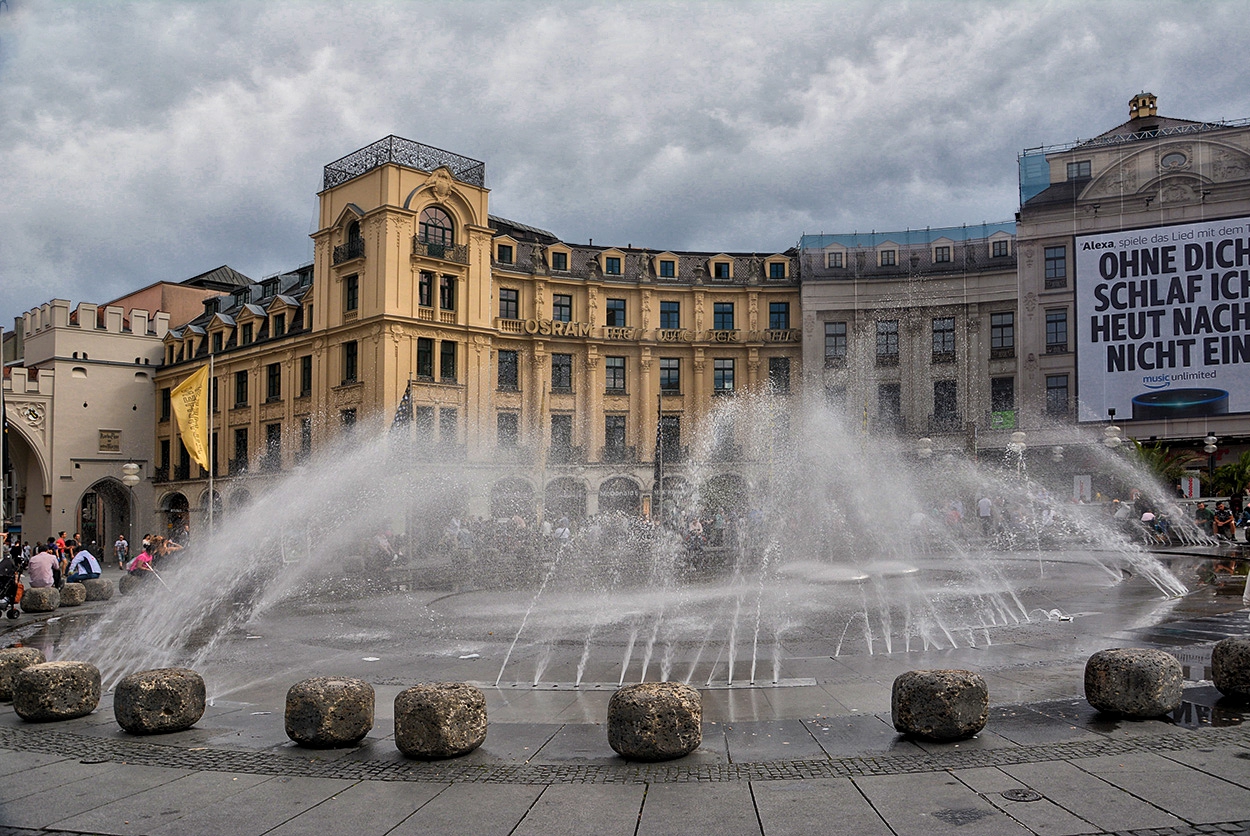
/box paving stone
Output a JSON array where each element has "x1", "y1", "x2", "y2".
[
  {"x1": 1002, "y1": 760, "x2": 1185, "y2": 832},
  {"x1": 385, "y1": 783, "x2": 544, "y2": 836},
  {"x1": 1074, "y1": 752, "x2": 1250, "y2": 825},
  {"x1": 637, "y1": 782, "x2": 762, "y2": 836},
  {"x1": 142, "y1": 775, "x2": 356, "y2": 836},
  {"x1": 511, "y1": 784, "x2": 644, "y2": 836},
  {"x1": 0, "y1": 763, "x2": 189, "y2": 830},
  {"x1": 263, "y1": 778, "x2": 448, "y2": 836},
  {"x1": 854, "y1": 771, "x2": 1027, "y2": 835},
  {"x1": 801, "y1": 713, "x2": 925, "y2": 758},
  {"x1": 723, "y1": 718, "x2": 826, "y2": 761},
  {"x1": 751, "y1": 777, "x2": 893, "y2": 836}
]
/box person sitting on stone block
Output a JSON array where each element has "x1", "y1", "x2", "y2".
[
  {"x1": 27, "y1": 543, "x2": 61, "y2": 589},
  {"x1": 66, "y1": 543, "x2": 102, "y2": 581}
]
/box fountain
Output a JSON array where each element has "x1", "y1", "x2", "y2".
[{"x1": 37, "y1": 392, "x2": 1196, "y2": 705}]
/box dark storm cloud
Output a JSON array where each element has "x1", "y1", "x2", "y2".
[{"x1": 2, "y1": 0, "x2": 1249, "y2": 318}]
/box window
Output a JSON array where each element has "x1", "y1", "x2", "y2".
[
  {"x1": 605, "y1": 256, "x2": 622, "y2": 275},
  {"x1": 340, "y1": 408, "x2": 357, "y2": 431},
  {"x1": 234, "y1": 370, "x2": 248, "y2": 407},
  {"x1": 497, "y1": 243, "x2": 514, "y2": 264},
  {"x1": 713, "y1": 358, "x2": 735, "y2": 394},
  {"x1": 1066, "y1": 160, "x2": 1091, "y2": 180},
  {"x1": 659, "y1": 415, "x2": 681, "y2": 461},
  {"x1": 499, "y1": 288, "x2": 519, "y2": 320},
  {"x1": 824, "y1": 322, "x2": 847, "y2": 365},
  {"x1": 419, "y1": 206, "x2": 454, "y2": 246},
  {"x1": 342, "y1": 341, "x2": 358, "y2": 383},
  {"x1": 660, "y1": 301, "x2": 680, "y2": 329},
  {"x1": 604, "y1": 415, "x2": 627, "y2": 457},
  {"x1": 439, "y1": 275, "x2": 456, "y2": 310},
  {"x1": 877, "y1": 383, "x2": 902, "y2": 430},
  {"x1": 498, "y1": 349, "x2": 519, "y2": 391},
  {"x1": 992, "y1": 240, "x2": 1010, "y2": 258},
  {"x1": 212, "y1": 332, "x2": 223, "y2": 353},
  {"x1": 417, "y1": 338, "x2": 433, "y2": 379},
  {"x1": 551, "y1": 353, "x2": 572, "y2": 392},
  {"x1": 990, "y1": 313, "x2": 1015, "y2": 357},
  {"x1": 262, "y1": 423, "x2": 281, "y2": 472},
  {"x1": 159, "y1": 439, "x2": 170, "y2": 478},
  {"x1": 167, "y1": 345, "x2": 175, "y2": 365},
  {"x1": 1044, "y1": 246, "x2": 1067, "y2": 288},
  {"x1": 418, "y1": 272, "x2": 433, "y2": 307},
  {"x1": 550, "y1": 414, "x2": 573, "y2": 457},
  {"x1": 659, "y1": 358, "x2": 681, "y2": 393},
  {"x1": 160, "y1": 388, "x2": 171, "y2": 420},
  {"x1": 932, "y1": 317, "x2": 955, "y2": 361},
  {"x1": 551, "y1": 251, "x2": 568, "y2": 271},
  {"x1": 440, "y1": 341, "x2": 457, "y2": 382},
  {"x1": 272, "y1": 314, "x2": 285, "y2": 338},
  {"x1": 497, "y1": 412, "x2": 519, "y2": 447},
  {"x1": 232, "y1": 427, "x2": 248, "y2": 474},
  {"x1": 605, "y1": 356, "x2": 626, "y2": 392},
  {"x1": 827, "y1": 251, "x2": 843, "y2": 268},
  {"x1": 241, "y1": 323, "x2": 254, "y2": 345},
  {"x1": 1045, "y1": 375, "x2": 1069, "y2": 416},
  {"x1": 266, "y1": 363, "x2": 281, "y2": 401},
  {"x1": 712, "y1": 261, "x2": 730, "y2": 279},
  {"x1": 934, "y1": 246, "x2": 951, "y2": 263},
  {"x1": 713, "y1": 302, "x2": 734, "y2": 331},
  {"x1": 768, "y1": 357, "x2": 790, "y2": 393},
  {"x1": 210, "y1": 376, "x2": 219, "y2": 413},
  {"x1": 606, "y1": 298, "x2": 626, "y2": 326},
  {"x1": 552, "y1": 293, "x2": 572, "y2": 322},
  {"x1": 769, "y1": 302, "x2": 790, "y2": 330},
  {"x1": 298, "y1": 417, "x2": 312, "y2": 461},
  {"x1": 991, "y1": 377, "x2": 1015, "y2": 412},
  {"x1": 769, "y1": 262, "x2": 787, "y2": 280},
  {"x1": 439, "y1": 407, "x2": 458, "y2": 444},
  {"x1": 933, "y1": 380, "x2": 958, "y2": 428},
  {"x1": 659, "y1": 259, "x2": 676, "y2": 278},
  {"x1": 1045, "y1": 309, "x2": 1068, "y2": 353},
  {"x1": 209, "y1": 431, "x2": 218, "y2": 476},
  {"x1": 415, "y1": 406, "x2": 435, "y2": 437},
  {"x1": 879, "y1": 249, "x2": 897, "y2": 267},
  {"x1": 876, "y1": 320, "x2": 899, "y2": 365},
  {"x1": 300, "y1": 356, "x2": 312, "y2": 396},
  {"x1": 344, "y1": 275, "x2": 359, "y2": 313}
]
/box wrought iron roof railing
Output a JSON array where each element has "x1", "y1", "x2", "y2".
[
  {"x1": 323, "y1": 136, "x2": 486, "y2": 190},
  {"x1": 1021, "y1": 116, "x2": 1250, "y2": 157}
]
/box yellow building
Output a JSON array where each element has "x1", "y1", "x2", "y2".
[{"x1": 154, "y1": 136, "x2": 801, "y2": 528}]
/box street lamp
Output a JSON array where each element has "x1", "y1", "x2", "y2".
[
  {"x1": 1051, "y1": 446, "x2": 1064, "y2": 463},
  {"x1": 121, "y1": 462, "x2": 140, "y2": 550},
  {"x1": 916, "y1": 437, "x2": 933, "y2": 460},
  {"x1": 1007, "y1": 431, "x2": 1027, "y2": 455},
  {"x1": 1204, "y1": 434, "x2": 1218, "y2": 483}
]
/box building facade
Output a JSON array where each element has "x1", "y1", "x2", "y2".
[
  {"x1": 798, "y1": 224, "x2": 1019, "y2": 455},
  {"x1": 154, "y1": 137, "x2": 802, "y2": 530},
  {"x1": 1017, "y1": 93, "x2": 1250, "y2": 473}
]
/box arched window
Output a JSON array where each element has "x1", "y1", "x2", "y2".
[
  {"x1": 419, "y1": 206, "x2": 454, "y2": 246},
  {"x1": 346, "y1": 220, "x2": 362, "y2": 245}
]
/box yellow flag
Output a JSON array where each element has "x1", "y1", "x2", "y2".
[{"x1": 170, "y1": 365, "x2": 210, "y2": 470}]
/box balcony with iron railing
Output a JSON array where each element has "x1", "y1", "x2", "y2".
[
  {"x1": 333, "y1": 238, "x2": 365, "y2": 265},
  {"x1": 412, "y1": 237, "x2": 469, "y2": 264},
  {"x1": 323, "y1": 135, "x2": 486, "y2": 190}
]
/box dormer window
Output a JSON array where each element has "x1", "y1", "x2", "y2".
[
  {"x1": 212, "y1": 332, "x2": 223, "y2": 353},
  {"x1": 241, "y1": 323, "x2": 253, "y2": 345},
  {"x1": 659, "y1": 259, "x2": 676, "y2": 278},
  {"x1": 827, "y1": 251, "x2": 843, "y2": 268},
  {"x1": 273, "y1": 314, "x2": 286, "y2": 338},
  {"x1": 934, "y1": 246, "x2": 951, "y2": 263},
  {"x1": 712, "y1": 261, "x2": 731, "y2": 280},
  {"x1": 605, "y1": 256, "x2": 622, "y2": 275},
  {"x1": 497, "y1": 243, "x2": 514, "y2": 264},
  {"x1": 879, "y1": 249, "x2": 897, "y2": 267},
  {"x1": 1066, "y1": 160, "x2": 1091, "y2": 180},
  {"x1": 551, "y1": 251, "x2": 568, "y2": 271}
]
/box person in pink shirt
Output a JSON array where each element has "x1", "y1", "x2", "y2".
[
  {"x1": 27, "y1": 544, "x2": 60, "y2": 589},
  {"x1": 126, "y1": 548, "x2": 153, "y2": 575}
]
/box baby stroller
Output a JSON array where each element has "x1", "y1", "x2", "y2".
[{"x1": 0, "y1": 552, "x2": 24, "y2": 619}]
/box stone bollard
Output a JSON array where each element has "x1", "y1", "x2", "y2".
[
  {"x1": 892, "y1": 669, "x2": 988, "y2": 741},
  {"x1": 1085, "y1": 648, "x2": 1183, "y2": 719},
  {"x1": 285, "y1": 677, "x2": 374, "y2": 748},
  {"x1": 21, "y1": 587, "x2": 60, "y2": 612},
  {"x1": 81, "y1": 578, "x2": 115, "y2": 601},
  {"x1": 607, "y1": 682, "x2": 702, "y2": 761},
  {"x1": 0, "y1": 647, "x2": 46, "y2": 701},
  {"x1": 115, "y1": 668, "x2": 206, "y2": 734},
  {"x1": 59, "y1": 583, "x2": 87, "y2": 607},
  {"x1": 394, "y1": 682, "x2": 488, "y2": 759},
  {"x1": 1212, "y1": 637, "x2": 1250, "y2": 701},
  {"x1": 118, "y1": 574, "x2": 150, "y2": 596},
  {"x1": 13, "y1": 661, "x2": 101, "y2": 721}
]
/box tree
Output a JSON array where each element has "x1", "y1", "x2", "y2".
[
  {"x1": 1127, "y1": 440, "x2": 1188, "y2": 491},
  {"x1": 1210, "y1": 450, "x2": 1250, "y2": 498}
]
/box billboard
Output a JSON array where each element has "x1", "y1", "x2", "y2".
[{"x1": 1075, "y1": 215, "x2": 1250, "y2": 422}]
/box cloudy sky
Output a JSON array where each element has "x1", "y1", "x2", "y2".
[{"x1": 3, "y1": 0, "x2": 1249, "y2": 319}]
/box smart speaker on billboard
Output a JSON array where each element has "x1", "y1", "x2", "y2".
[{"x1": 1074, "y1": 215, "x2": 1250, "y2": 422}]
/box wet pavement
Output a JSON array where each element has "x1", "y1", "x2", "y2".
[{"x1": 2, "y1": 556, "x2": 1249, "y2": 835}]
